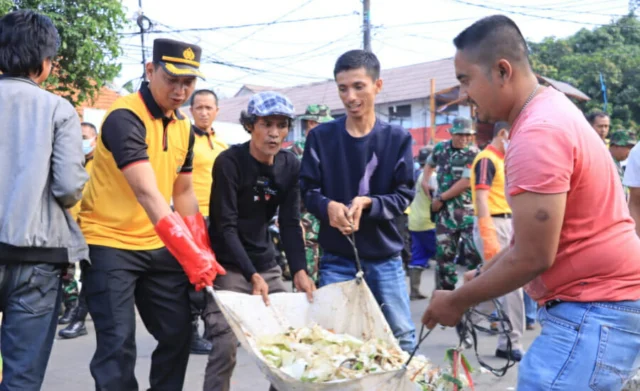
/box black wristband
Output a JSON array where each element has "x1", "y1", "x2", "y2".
[{"x1": 474, "y1": 264, "x2": 483, "y2": 278}]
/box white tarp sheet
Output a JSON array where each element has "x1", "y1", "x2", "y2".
[{"x1": 210, "y1": 279, "x2": 420, "y2": 391}]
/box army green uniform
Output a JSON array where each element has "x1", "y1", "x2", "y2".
[
  {"x1": 609, "y1": 128, "x2": 638, "y2": 200},
  {"x1": 61, "y1": 264, "x2": 79, "y2": 310},
  {"x1": 427, "y1": 120, "x2": 481, "y2": 290},
  {"x1": 287, "y1": 104, "x2": 334, "y2": 281}
]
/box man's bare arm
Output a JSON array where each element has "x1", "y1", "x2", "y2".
[
  {"x1": 441, "y1": 178, "x2": 470, "y2": 201},
  {"x1": 629, "y1": 187, "x2": 640, "y2": 237},
  {"x1": 122, "y1": 163, "x2": 173, "y2": 225},
  {"x1": 452, "y1": 191, "x2": 566, "y2": 308},
  {"x1": 475, "y1": 189, "x2": 491, "y2": 218},
  {"x1": 173, "y1": 174, "x2": 199, "y2": 217},
  {"x1": 422, "y1": 165, "x2": 435, "y2": 197}
]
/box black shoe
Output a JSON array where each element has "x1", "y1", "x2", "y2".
[
  {"x1": 191, "y1": 334, "x2": 213, "y2": 354},
  {"x1": 58, "y1": 305, "x2": 76, "y2": 325},
  {"x1": 58, "y1": 320, "x2": 88, "y2": 339},
  {"x1": 190, "y1": 321, "x2": 213, "y2": 355},
  {"x1": 495, "y1": 348, "x2": 523, "y2": 362}
]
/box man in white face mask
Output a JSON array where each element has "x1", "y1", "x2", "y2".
[
  {"x1": 81, "y1": 122, "x2": 97, "y2": 158},
  {"x1": 59, "y1": 121, "x2": 97, "y2": 339},
  {"x1": 466, "y1": 121, "x2": 526, "y2": 361}
]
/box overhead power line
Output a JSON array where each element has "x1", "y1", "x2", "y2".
[
  {"x1": 479, "y1": 0, "x2": 628, "y2": 17},
  {"x1": 214, "y1": 0, "x2": 316, "y2": 55},
  {"x1": 118, "y1": 13, "x2": 357, "y2": 36},
  {"x1": 450, "y1": 0, "x2": 631, "y2": 26}
]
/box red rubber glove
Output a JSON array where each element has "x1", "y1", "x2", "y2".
[
  {"x1": 183, "y1": 212, "x2": 226, "y2": 278},
  {"x1": 155, "y1": 212, "x2": 217, "y2": 291},
  {"x1": 478, "y1": 216, "x2": 501, "y2": 262}
]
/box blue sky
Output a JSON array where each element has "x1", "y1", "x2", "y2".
[{"x1": 114, "y1": 0, "x2": 630, "y2": 98}]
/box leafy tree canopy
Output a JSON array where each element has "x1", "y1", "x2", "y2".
[{"x1": 0, "y1": 0, "x2": 128, "y2": 107}]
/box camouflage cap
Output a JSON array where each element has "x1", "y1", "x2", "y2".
[
  {"x1": 298, "y1": 104, "x2": 334, "y2": 123},
  {"x1": 450, "y1": 117, "x2": 475, "y2": 135},
  {"x1": 609, "y1": 128, "x2": 637, "y2": 147}
]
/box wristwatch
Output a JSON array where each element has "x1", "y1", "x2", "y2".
[{"x1": 434, "y1": 194, "x2": 443, "y2": 202}]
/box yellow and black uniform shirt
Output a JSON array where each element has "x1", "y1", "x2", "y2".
[
  {"x1": 78, "y1": 82, "x2": 194, "y2": 250},
  {"x1": 192, "y1": 125, "x2": 228, "y2": 217},
  {"x1": 470, "y1": 145, "x2": 511, "y2": 216},
  {"x1": 69, "y1": 158, "x2": 94, "y2": 221}
]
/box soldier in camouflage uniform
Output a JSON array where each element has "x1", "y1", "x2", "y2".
[
  {"x1": 609, "y1": 127, "x2": 637, "y2": 200},
  {"x1": 288, "y1": 104, "x2": 334, "y2": 281},
  {"x1": 59, "y1": 266, "x2": 79, "y2": 322},
  {"x1": 426, "y1": 118, "x2": 481, "y2": 290}
]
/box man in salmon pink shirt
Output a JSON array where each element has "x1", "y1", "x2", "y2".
[{"x1": 422, "y1": 15, "x2": 640, "y2": 390}]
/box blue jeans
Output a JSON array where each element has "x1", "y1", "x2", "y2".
[
  {"x1": 318, "y1": 253, "x2": 416, "y2": 352},
  {"x1": 524, "y1": 291, "x2": 538, "y2": 325},
  {"x1": 0, "y1": 263, "x2": 62, "y2": 391},
  {"x1": 518, "y1": 300, "x2": 640, "y2": 391}
]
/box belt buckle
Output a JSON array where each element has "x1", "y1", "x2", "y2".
[{"x1": 545, "y1": 299, "x2": 562, "y2": 309}]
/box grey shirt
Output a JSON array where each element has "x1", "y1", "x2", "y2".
[{"x1": 0, "y1": 76, "x2": 89, "y2": 264}]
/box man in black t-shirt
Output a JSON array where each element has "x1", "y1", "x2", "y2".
[{"x1": 204, "y1": 91, "x2": 316, "y2": 391}]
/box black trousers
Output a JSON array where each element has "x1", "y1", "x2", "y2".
[
  {"x1": 188, "y1": 286, "x2": 206, "y2": 319},
  {"x1": 84, "y1": 245, "x2": 191, "y2": 391}
]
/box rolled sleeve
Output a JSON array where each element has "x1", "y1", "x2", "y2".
[
  {"x1": 473, "y1": 158, "x2": 496, "y2": 190},
  {"x1": 101, "y1": 109, "x2": 149, "y2": 170},
  {"x1": 506, "y1": 125, "x2": 573, "y2": 196}
]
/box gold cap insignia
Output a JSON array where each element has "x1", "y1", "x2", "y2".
[{"x1": 183, "y1": 47, "x2": 195, "y2": 61}]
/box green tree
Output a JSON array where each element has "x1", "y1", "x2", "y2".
[
  {"x1": 0, "y1": 0, "x2": 127, "y2": 107},
  {"x1": 529, "y1": 15, "x2": 640, "y2": 126}
]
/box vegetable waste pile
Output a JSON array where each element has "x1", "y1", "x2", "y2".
[{"x1": 257, "y1": 324, "x2": 474, "y2": 390}]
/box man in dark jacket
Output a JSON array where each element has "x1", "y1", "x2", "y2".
[
  {"x1": 300, "y1": 50, "x2": 416, "y2": 352},
  {"x1": 0, "y1": 10, "x2": 88, "y2": 390}
]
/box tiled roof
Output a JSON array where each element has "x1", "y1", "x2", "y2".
[
  {"x1": 234, "y1": 84, "x2": 279, "y2": 97},
  {"x1": 215, "y1": 57, "x2": 459, "y2": 123},
  {"x1": 537, "y1": 75, "x2": 590, "y2": 101},
  {"x1": 75, "y1": 86, "x2": 121, "y2": 116},
  {"x1": 205, "y1": 57, "x2": 591, "y2": 125}
]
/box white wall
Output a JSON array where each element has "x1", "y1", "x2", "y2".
[
  {"x1": 82, "y1": 108, "x2": 107, "y2": 131},
  {"x1": 214, "y1": 121, "x2": 250, "y2": 145}
]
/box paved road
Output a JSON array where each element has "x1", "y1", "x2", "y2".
[{"x1": 43, "y1": 267, "x2": 537, "y2": 390}]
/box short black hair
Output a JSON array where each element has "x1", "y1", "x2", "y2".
[
  {"x1": 333, "y1": 50, "x2": 380, "y2": 81},
  {"x1": 190, "y1": 89, "x2": 219, "y2": 107},
  {"x1": 239, "y1": 111, "x2": 292, "y2": 134},
  {"x1": 587, "y1": 111, "x2": 609, "y2": 125},
  {"x1": 0, "y1": 10, "x2": 60, "y2": 77},
  {"x1": 81, "y1": 122, "x2": 97, "y2": 136},
  {"x1": 453, "y1": 15, "x2": 530, "y2": 71},
  {"x1": 493, "y1": 121, "x2": 510, "y2": 137}
]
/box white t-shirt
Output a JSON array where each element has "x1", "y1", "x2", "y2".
[{"x1": 623, "y1": 143, "x2": 640, "y2": 187}]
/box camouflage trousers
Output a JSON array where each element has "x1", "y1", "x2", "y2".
[
  {"x1": 434, "y1": 223, "x2": 481, "y2": 291},
  {"x1": 305, "y1": 239, "x2": 320, "y2": 282},
  {"x1": 61, "y1": 263, "x2": 79, "y2": 309}
]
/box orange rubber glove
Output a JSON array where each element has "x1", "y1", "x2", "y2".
[
  {"x1": 477, "y1": 216, "x2": 501, "y2": 262},
  {"x1": 155, "y1": 212, "x2": 218, "y2": 291},
  {"x1": 183, "y1": 212, "x2": 226, "y2": 279}
]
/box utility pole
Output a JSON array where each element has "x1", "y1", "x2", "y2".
[
  {"x1": 429, "y1": 79, "x2": 436, "y2": 145},
  {"x1": 136, "y1": 0, "x2": 148, "y2": 81},
  {"x1": 363, "y1": 0, "x2": 371, "y2": 52}
]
